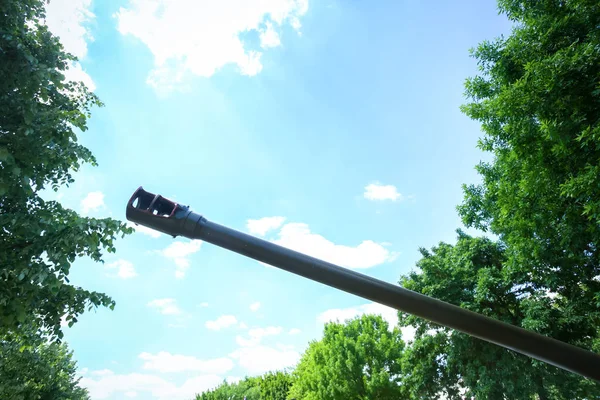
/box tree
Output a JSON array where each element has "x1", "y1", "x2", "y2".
[
  {"x1": 397, "y1": 0, "x2": 600, "y2": 396},
  {"x1": 195, "y1": 377, "x2": 260, "y2": 400},
  {"x1": 458, "y1": 0, "x2": 600, "y2": 353},
  {"x1": 0, "y1": 326, "x2": 89, "y2": 399},
  {"x1": 0, "y1": 0, "x2": 131, "y2": 339},
  {"x1": 288, "y1": 314, "x2": 405, "y2": 400},
  {"x1": 398, "y1": 232, "x2": 599, "y2": 399},
  {"x1": 260, "y1": 371, "x2": 293, "y2": 400}
]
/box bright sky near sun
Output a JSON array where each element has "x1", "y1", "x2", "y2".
[{"x1": 41, "y1": 0, "x2": 511, "y2": 399}]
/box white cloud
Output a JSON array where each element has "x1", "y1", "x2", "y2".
[
  {"x1": 148, "y1": 298, "x2": 182, "y2": 315},
  {"x1": 290, "y1": 16, "x2": 302, "y2": 33},
  {"x1": 364, "y1": 183, "x2": 403, "y2": 201},
  {"x1": 127, "y1": 221, "x2": 162, "y2": 238},
  {"x1": 160, "y1": 240, "x2": 202, "y2": 278},
  {"x1": 91, "y1": 369, "x2": 115, "y2": 377},
  {"x1": 205, "y1": 315, "x2": 238, "y2": 331},
  {"x1": 318, "y1": 302, "x2": 415, "y2": 343},
  {"x1": 115, "y1": 0, "x2": 308, "y2": 91},
  {"x1": 235, "y1": 335, "x2": 256, "y2": 347},
  {"x1": 249, "y1": 302, "x2": 261, "y2": 312},
  {"x1": 226, "y1": 376, "x2": 242, "y2": 384},
  {"x1": 231, "y1": 323, "x2": 296, "y2": 375},
  {"x1": 247, "y1": 216, "x2": 286, "y2": 236},
  {"x1": 106, "y1": 259, "x2": 138, "y2": 279},
  {"x1": 259, "y1": 22, "x2": 281, "y2": 48},
  {"x1": 80, "y1": 191, "x2": 105, "y2": 214},
  {"x1": 402, "y1": 326, "x2": 417, "y2": 343},
  {"x1": 80, "y1": 373, "x2": 222, "y2": 400},
  {"x1": 43, "y1": 0, "x2": 96, "y2": 91},
  {"x1": 62, "y1": 62, "x2": 97, "y2": 91},
  {"x1": 198, "y1": 302, "x2": 209, "y2": 308},
  {"x1": 139, "y1": 352, "x2": 233, "y2": 374},
  {"x1": 229, "y1": 345, "x2": 300, "y2": 375},
  {"x1": 238, "y1": 322, "x2": 248, "y2": 329},
  {"x1": 249, "y1": 326, "x2": 283, "y2": 339},
  {"x1": 80, "y1": 367, "x2": 89, "y2": 376},
  {"x1": 276, "y1": 343, "x2": 295, "y2": 351},
  {"x1": 236, "y1": 326, "x2": 283, "y2": 347},
  {"x1": 44, "y1": 0, "x2": 93, "y2": 58},
  {"x1": 125, "y1": 391, "x2": 138, "y2": 398},
  {"x1": 272, "y1": 222, "x2": 397, "y2": 269},
  {"x1": 288, "y1": 328, "x2": 301, "y2": 335},
  {"x1": 318, "y1": 302, "x2": 398, "y2": 326}
]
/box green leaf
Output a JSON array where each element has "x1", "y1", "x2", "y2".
[{"x1": 0, "y1": 0, "x2": 131, "y2": 342}]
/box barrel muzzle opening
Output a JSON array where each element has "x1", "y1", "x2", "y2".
[
  {"x1": 128, "y1": 187, "x2": 178, "y2": 218},
  {"x1": 126, "y1": 187, "x2": 191, "y2": 237}
]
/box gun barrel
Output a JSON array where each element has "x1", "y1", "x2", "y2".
[{"x1": 126, "y1": 187, "x2": 600, "y2": 381}]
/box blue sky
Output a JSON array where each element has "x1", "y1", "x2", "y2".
[{"x1": 42, "y1": 0, "x2": 511, "y2": 398}]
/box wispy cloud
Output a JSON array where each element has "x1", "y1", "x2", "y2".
[
  {"x1": 127, "y1": 222, "x2": 162, "y2": 238},
  {"x1": 139, "y1": 352, "x2": 233, "y2": 374},
  {"x1": 247, "y1": 217, "x2": 286, "y2": 236},
  {"x1": 80, "y1": 191, "x2": 105, "y2": 214},
  {"x1": 249, "y1": 302, "x2": 261, "y2": 312},
  {"x1": 226, "y1": 376, "x2": 242, "y2": 384},
  {"x1": 80, "y1": 372, "x2": 223, "y2": 400},
  {"x1": 236, "y1": 326, "x2": 283, "y2": 347},
  {"x1": 91, "y1": 369, "x2": 115, "y2": 377},
  {"x1": 229, "y1": 345, "x2": 300, "y2": 375},
  {"x1": 259, "y1": 22, "x2": 282, "y2": 48},
  {"x1": 147, "y1": 298, "x2": 182, "y2": 316},
  {"x1": 106, "y1": 259, "x2": 137, "y2": 279},
  {"x1": 205, "y1": 315, "x2": 238, "y2": 331},
  {"x1": 159, "y1": 240, "x2": 202, "y2": 278}
]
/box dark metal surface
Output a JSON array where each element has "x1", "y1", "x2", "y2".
[{"x1": 126, "y1": 187, "x2": 600, "y2": 382}]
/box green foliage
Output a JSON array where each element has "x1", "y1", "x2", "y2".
[
  {"x1": 260, "y1": 371, "x2": 293, "y2": 400},
  {"x1": 458, "y1": 0, "x2": 600, "y2": 345},
  {"x1": 196, "y1": 377, "x2": 261, "y2": 400},
  {"x1": 399, "y1": 232, "x2": 600, "y2": 399},
  {"x1": 0, "y1": 326, "x2": 89, "y2": 399},
  {"x1": 289, "y1": 314, "x2": 404, "y2": 400},
  {"x1": 195, "y1": 372, "x2": 293, "y2": 400},
  {"x1": 390, "y1": 0, "x2": 600, "y2": 396},
  {"x1": 0, "y1": 0, "x2": 131, "y2": 339}
]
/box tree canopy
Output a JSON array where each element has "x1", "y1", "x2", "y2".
[
  {"x1": 289, "y1": 314, "x2": 405, "y2": 400},
  {"x1": 196, "y1": 376, "x2": 261, "y2": 400},
  {"x1": 458, "y1": 0, "x2": 600, "y2": 350},
  {"x1": 260, "y1": 371, "x2": 293, "y2": 400},
  {"x1": 396, "y1": 0, "x2": 600, "y2": 397},
  {"x1": 0, "y1": 325, "x2": 89, "y2": 400},
  {"x1": 0, "y1": 0, "x2": 131, "y2": 340},
  {"x1": 399, "y1": 232, "x2": 599, "y2": 399}
]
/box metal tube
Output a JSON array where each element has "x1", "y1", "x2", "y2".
[{"x1": 126, "y1": 187, "x2": 600, "y2": 381}]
